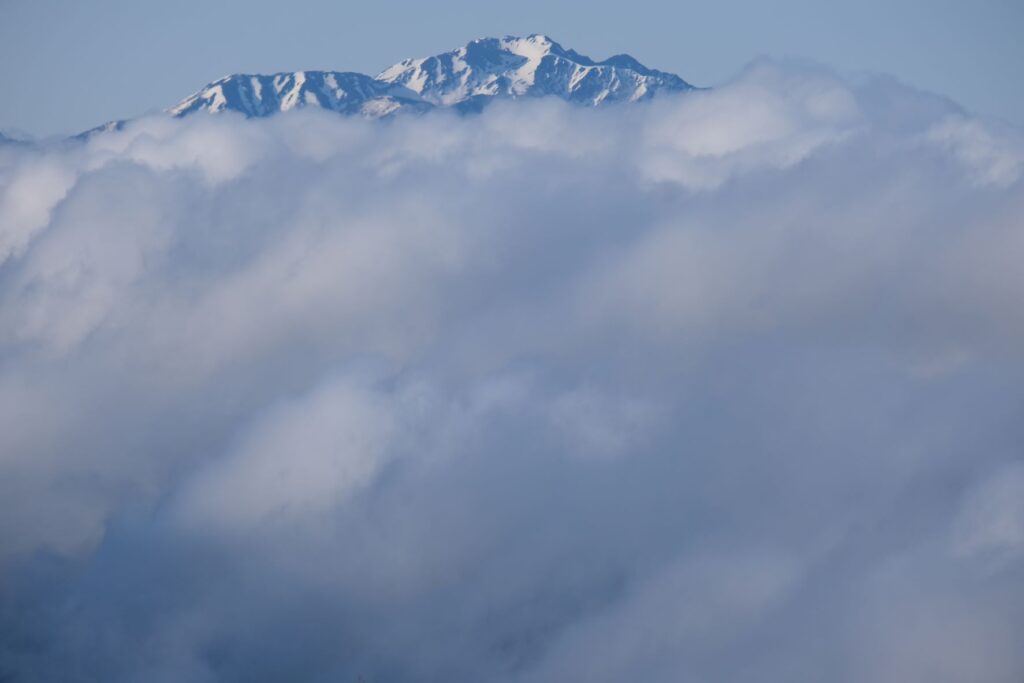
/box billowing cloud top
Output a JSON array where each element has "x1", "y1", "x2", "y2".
[{"x1": 1, "y1": 61, "x2": 1023, "y2": 682}]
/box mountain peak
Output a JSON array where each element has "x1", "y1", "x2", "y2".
[{"x1": 376, "y1": 34, "x2": 693, "y2": 110}]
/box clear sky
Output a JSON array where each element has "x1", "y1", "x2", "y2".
[{"x1": 1, "y1": 0, "x2": 1021, "y2": 136}]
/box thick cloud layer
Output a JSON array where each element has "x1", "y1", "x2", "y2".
[{"x1": 1, "y1": 61, "x2": 1023, "y2": 682}]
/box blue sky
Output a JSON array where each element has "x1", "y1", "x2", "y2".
[{"x1": 1, "y1": 0, "x2": 1021, "y2": 136}]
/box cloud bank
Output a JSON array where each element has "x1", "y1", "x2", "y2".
[{"x1": 1, "y1": 61, "x2": 1023, "y2": 682}]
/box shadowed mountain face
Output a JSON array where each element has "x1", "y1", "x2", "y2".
[
  {"x1": 0, "y1": 131, "x2": 30, "y2": 146},
  {"x1": 168, "y1": 34, "x2": 695, "y2": 120}
]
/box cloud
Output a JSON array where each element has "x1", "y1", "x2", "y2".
[
  {"x1": 926, "y1": 116, "x2": 1024, "y2": 188},
  {"x1": 173, "y1": 376, "x2": 398, "y2": 533},
  {"x1": 0, "y1": 61, "x2": 1022, "y2": 682},
  {"x1": 953, "y1": 464, "x2": 1024, "y2": 561}
]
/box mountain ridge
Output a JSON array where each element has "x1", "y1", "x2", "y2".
[
  {"x1": 168, "y1": 70, "x2": 432, "y2": 119},
  {"x1": 75, "y1": 35, "x2": 697, "y2": 137}
]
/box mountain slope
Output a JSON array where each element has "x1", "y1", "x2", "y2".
[
  {"x1": 0, "y1": 132, "x2": 30, "y2": 146},
  {"x1": 169, "y1": 70, "x2": 431, "y2": 119}
]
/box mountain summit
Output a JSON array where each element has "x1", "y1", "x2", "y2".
[
  {"x1": 167, "y1": 35, "x2": 695, "y2": 120},
  {"x1": 376, "y1": 34, "x2": 693, "y2": 112}
]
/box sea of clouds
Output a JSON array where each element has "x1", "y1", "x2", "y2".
[{"x1": 1, "y1": 60, "x2": 1023, "y2": 682}]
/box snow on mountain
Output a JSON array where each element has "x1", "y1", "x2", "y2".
[
  {"x1": 164, "y1": 35, "x2": 695, "y2": 121},
  {"x1": 73, "y1": 119, "x2": 128, "y2": 141},
  {"x1": 377, "y1": 34, "x2": 694, "y2": 111},
  {"x1": 168, "y1": 71, "x2": 431, "y2": 119}
]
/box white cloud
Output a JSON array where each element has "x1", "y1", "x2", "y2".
[
  {"x1": 0, "y1": 61, "x2": 1022, "y2": 682},
  {"x1": 174, "y1": 376, "x2": 397, "y2": 533},
  {"x1": 0, "y1": 154, "x2": 77, "y2": 262},
  {"x1": 926, "y1": 116, "x2": 1024, "y2": 188},
  {"x1": 953, "y1": 464, "x2": 1024, "y2": 560}
]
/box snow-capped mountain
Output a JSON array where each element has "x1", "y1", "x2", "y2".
[
  {"x1": 166, "y1": 34, "x2": 695, "y2": 120},
  {"x1": 376, "y1": 34, "x2": 693, "y2": 112}
]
